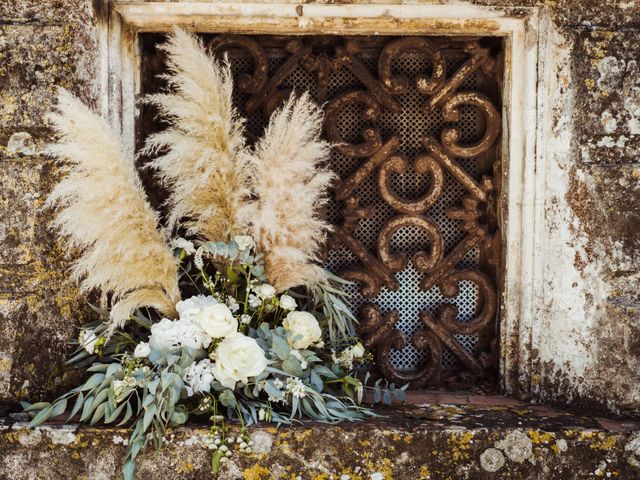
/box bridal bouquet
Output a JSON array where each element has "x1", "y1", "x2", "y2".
[{"x1": 23, "y1": 29, "x2": 405, "y2": 479}]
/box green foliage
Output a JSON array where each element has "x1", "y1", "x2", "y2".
[{"x1": 22, "y1": 238, "x2": 407, "y2": 480}]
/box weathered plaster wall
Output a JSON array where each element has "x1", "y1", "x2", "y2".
[
  {"x1": 531, "y1": 14, "x2": 640, "y2": 416},
  {"x1": 1, "y1": 0, "x2": 640, "y2": 418}
]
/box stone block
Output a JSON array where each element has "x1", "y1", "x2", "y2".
[
  {"x1": 572, "y1": 30, "x2": 640, "y2": 165},
  {"x1": 0, "y1": 23, "x2": 98, "y2": 146},
  {"x1": 0, "y1": 159, "x2": 42, "y2": 265}
]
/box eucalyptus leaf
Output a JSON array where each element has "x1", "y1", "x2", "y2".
[
  {"x1": 219, "y1": 389, "x2": 237, "y2": 408},
  {"x1": 27, "y1": 406, "x2": 52, "y2": 428},
  {"x1": 90, "y1": 402, "x2": 106, "y2": 425},
  {"x1": 282, "y1": 356, "x2": 304, "y2": 377},
  {"x1": 143, "y1": 403, "x2": 157, "y2": 431},
  {"x1": 271, "y1": 334, "x2": 289, "y2": 360}
]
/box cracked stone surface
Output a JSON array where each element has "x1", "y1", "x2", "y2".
[{"x1": 1, "y1": 403, "x2": 639, "y2": 479}]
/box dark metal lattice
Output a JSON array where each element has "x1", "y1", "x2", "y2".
[{"x1": 139, "y1": 34, "x2": 503, "y2": 390}]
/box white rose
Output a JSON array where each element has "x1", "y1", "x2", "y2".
[
  {"x1": 279, "y1": 294, "x2": 297, "y2": 310},
  {"x1": 79, "y1": 329, "x2": 98, "y2": 354},
  {"x1": 282, "y1": 311, "x2": 322, "y2": 350},
  {"x1": 134, "y1": 342, "x2": 150, "y2": 358},
  {"x1": 234, "y1": 235, "x2": 255, "y2": 252},
  {"x1": 254, "y1": 284, "x2": 276, "y2": 300},
  {"x1": 193, "y1": 303, "x2": 238, "y2": 339},
  {"x1": 213, "y1": 334, "x2": 267, "y2": 389}
]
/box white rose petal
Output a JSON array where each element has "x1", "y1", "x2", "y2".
[
  {"x1": 134, "y1": 342, "x2": 150, "y2": 358},
  {"x1": 279, "y1": 294, "x2": 297, "y2": 310},
  {"x1": 193, "y1": 303, "x2": 238, "y2": 339},
  {"x1": 283, "y1": 311, "x2": 322, "y2": 350},
  {"x1": 213, "y1": 333, "x2": 267, "y2": 389}
]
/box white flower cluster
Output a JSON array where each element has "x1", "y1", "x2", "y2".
[
  {"x1": 286, "y1": 377, "x2": 307, "y2": 398},
  {"x1": 331, "y1": 343, "x2": 366, "y2": 370},
  {"x1": 183, "y1": 359, "x2": 215, "y2": 396},
  {"x1": 267, "y1": 376, "x2": 307, "y2": 402},
  {"x1": 142, "y1": 294, "x2": 270, "y2": 394},
  {"x1": 112, "y1": 376, "x2": 137, "y2": 403},
  {"x1": 148, "y1": 317, "x2": 212, "y2": 352}
]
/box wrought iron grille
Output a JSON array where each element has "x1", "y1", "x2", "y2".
[{"x1": 139, "y1": 34, "x2": 503, "y2": 390}]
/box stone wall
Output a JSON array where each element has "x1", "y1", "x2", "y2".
[{"x1": 1, "y1": 0, "x2": 640, "y2": 417}]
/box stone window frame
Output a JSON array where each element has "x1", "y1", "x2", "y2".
[{"x1": 99, "y1": 1, "x2": 544, "y2": 398}]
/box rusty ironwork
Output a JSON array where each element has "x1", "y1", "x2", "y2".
[{"x1": 140, "y1": 33, "x2": 503, "y2": 389}]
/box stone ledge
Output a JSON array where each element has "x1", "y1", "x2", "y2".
[{"x1": 1, "y1": 400, "x2": 640, "y2": 479}]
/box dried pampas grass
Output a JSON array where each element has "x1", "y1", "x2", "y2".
[
  {"x1": 244, "y1": 92, "x2": 335, "y2": 292},
  {"x1": 142, "y1": 28, "x2": 250, "y2": 242},
  {"x1": 47, "y1": 89, "x2": 180, "y2": 332}
]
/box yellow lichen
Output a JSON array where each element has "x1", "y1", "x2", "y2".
[
  {"x1": 419, "y1": 465, "x2": 431, "y2": 479},
  {"x1": 294, "y1": 429, "x2": 313, "y2": 442},
  {"x1": 529, "y1": 430, "x2": 554, "y2": 445},
  {"x1": 448, "y1": 431, "x2": 475, "y2": 461},
  {"x1": 175, "y1": 461, "x2": 194, "y2": 474},
  {"x1": 243, "y1": 465, "x2": 272, "y2": 480},
  {"x1": 590, "y1": 434, "x2": 618, "y2": 451}
]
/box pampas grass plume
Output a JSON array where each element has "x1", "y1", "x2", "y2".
[
  {"x1": 46, "y1": 89, "x2": 180, "y2": 332},
  {"x1": 141, "y1": 28, "x2": 250, "y2": 242},
  {"x1": 245, "y1": 92, "x2": 335, "y2": 292}
]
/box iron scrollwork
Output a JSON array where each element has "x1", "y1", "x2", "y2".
[{"x1": 207, "y1": 34, "x2": 502, "y2": 389}]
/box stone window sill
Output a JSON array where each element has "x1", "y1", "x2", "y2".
[{"x1": 2, "y1": 396, "x2": 639, "y2": 479}]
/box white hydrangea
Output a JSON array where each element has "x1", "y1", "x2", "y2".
[
  {"x1": 183, "y1": 359, "x2": 216, "y2": 396},
  {"x1": 176, "y1": 294, "x2": 219, "y2": 320},
  {"x1": 171, "y1": 237, "x2": 196, "y2": 255},
  {"x1": 148, "y1": 318, "x2": 211, "y2": 352},
  {"x1": 240, "y1": 314, "x2": 251, "y2": 325}
]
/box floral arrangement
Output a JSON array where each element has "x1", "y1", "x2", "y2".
[{"x1": 23, "y1": 29, "x2": 406, "y2": 479}]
